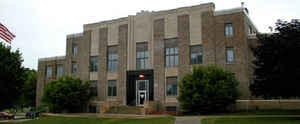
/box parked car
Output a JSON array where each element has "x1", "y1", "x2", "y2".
[{"x1": 0, "y1": 112, "x2": 15, "y2": 119}]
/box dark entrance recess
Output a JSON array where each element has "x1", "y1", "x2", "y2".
[{"x1": 126, "y1": 69, "x2": 154, "y2": 106}]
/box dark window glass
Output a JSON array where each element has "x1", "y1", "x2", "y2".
[
  {"x1": 108, "y1": 80, "x2": 117, "y2": 96},
  {"x1": 108, "y1": 46, "x2": 118, "y2": 71},
  {"x1": 190, "y1": 45, "x2": 203, "y2": 64},
  {"x1": 90, "y1": 56, "x2": 98, "y2": 72},
  {"x1": 167, "y1": 77, "x2": 177, "y2": 96},
  {"x1": 90, "y1": 80, "x2": 98, "y2": 97},
  {"x1": 136, "y1": 42, "x2": 148, "y2": 69},
  {"x1": 72, "y1": 44, "x2": 78, "y2": 56},
  {"x1": 56, "y1": 64, "x2": 63, "y2": 77},
  {"x1": 165, "y1": 38, "x2": 178, "y2": 67},
  {"x1": 46, "y1": 66, "x2": 52, "y2": 78},
  {"x1": 226, "y1": 47, "x2": 234, "y2": 63},
  {"x1": 88, "y1": 105, "x2": 97, "y2": 113},
  {"x1": 225, "y1": 23, "x2": 233, "y2": 37},
  {"x1": 72, "y1": 62, "x2": 77, "y2": 73}
]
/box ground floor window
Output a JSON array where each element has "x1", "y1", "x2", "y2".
[
  {"x1": 166, "y1": 77, "x2": 178, "y2": 96},
  {"x1": 88, "y1": 105, "x2": 97, "y2": 113},
  {"x1": 108, "y1": 80, "x2": 117, "y2": 96}
]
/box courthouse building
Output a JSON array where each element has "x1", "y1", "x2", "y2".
[{"x1": 36, "y1": 2, "x2": 258, "y2": 112}]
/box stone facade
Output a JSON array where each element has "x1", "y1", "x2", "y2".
[{"x1": 36, "y1": 2, "x2": 259, "y2": 112}]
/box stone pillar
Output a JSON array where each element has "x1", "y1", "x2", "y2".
[
  {"x1": 153, "y1": 18, "x2": 165, "y2": 103},
  {"x1": 118, "y1": 24, "x2": 128, "y2": 105},
  {"x1": 98, "y1": 28, "x2": 108, "y2": 101}
]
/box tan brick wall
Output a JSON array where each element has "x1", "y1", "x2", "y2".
[{"x1": 36, "y1": 59, "x2": 65, "y2": 107}]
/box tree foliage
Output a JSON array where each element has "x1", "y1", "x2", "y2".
[
  {"x1": 18, "y1": 69, "x2": 37, "y2": 107},
  {"x1": 178, "y1": 65, "x2": 239, "y2": 114},
  {"x1": 0, "y1": 42, "x2": 25, "y2": 110},
  {"x1": 42, "y1": 76, "x2": 92, "y2": 113},
  {"x1": 250, "y1": 20, "x2": 300, "y2": 99}
]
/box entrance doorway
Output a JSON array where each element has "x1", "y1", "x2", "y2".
[
  {"x1": 126, "y1": 70, "x2": 154, "y2": 106},
  {"x1": 136, "y1": 80, "x2": 149, "y2": 106}
]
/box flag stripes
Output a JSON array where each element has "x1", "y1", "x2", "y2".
[{"x1": 0, "y1": 23, "x2": 15, "y2": 44}]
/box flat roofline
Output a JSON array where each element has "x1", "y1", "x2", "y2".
[
  {"x1": 83, "y1": 2, "x2": 215, "y2": 29},
  {"x1": 214, "y1": 7, "x2": 259, "y2": 33},
  {"x1": 67, "y1": 32, "x2": 83, "y2": 39},
  {"x1": 39, "y1": 55, "x2": 65, "y2": 62}
]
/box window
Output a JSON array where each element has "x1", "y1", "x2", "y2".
[
  {"x1": 190, "y1": 45, "x2": 203, "y2": 64},
  {"x1": 56, "y1": 64, "x2": 63, "y2": 77},
  {"x1": 166, "y1": 77, "x2": 177, "y2": 96},
  {"x1": 108, "y1": 46, "x2": 118, "y2": 71},
  {"x1": 107, "y1": 80, "x2": 117, "y2": 96},
  {"x1": 88, "y1": 105, "x2": 97, "y2": 113},
  {"x1": 226, "y1": 47, "x2": 234, "y2": 63},
  {"x1": 90, "y1": 56, "x2": 98, "y2": 72},
  {"x1": 225, "y1": 23, "x2": 233, "y2": 37},
  {"x1": 72, "y1": 44, "x2": 78, "y2": 56},
  {"x1": 90, "y1": 80, "x2": 98, "y2": 97},
  {"x1": 46, "y1": 66, "x2": 52, "y2": 78},
  {"x1": 165, "y1": 38, "x2": 178, "y2": 67},
  {"x1": 136, "y1": 42, "x2": 148, "y2": 69},
  {"x1": 72, "y1": 62, "x2": 77, "y2": 73}
]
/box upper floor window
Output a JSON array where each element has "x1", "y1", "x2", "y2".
[
  {"x1": 90, "y1": 56, "x2": 98, "y2": 72},
  {"x1": 56, "y1": 64, "x2": 63, "y2": 77},
  {"x1": 136, "y1": 42, "x2": 148, "y2": 70},
  {"x1": 72, "y1": 62, "x2": 77, "y2": 73},
  {"x1": 46, "y1": 66, "x2": 52, "y2": 78},
  {"x1": 190, "y1": 45, "x2": 203, "y2": 64},
  {"x1": 166, "y1": 77, "x2": 178, "y2": 96},
  {"x1": 72, "y1": 44, "x2": 78, "y2": 56},
  {"x1": 226, "y1": 47, "x2": 234, "y2": 63},
  {"x1": 225, "y1": 23, "x2": 233, "y2": 37},
  {"x1": 107, "y1": 80, "x2": 117, "y2": 97},
  {"x1": 108, "y1": 46, "x2": 118, "y2": 71},
  {"x1": 90, "y1": 80, "x2": 98, "y2": 97},
  {"x1": 165, "y1": 38, "x2": 178, "y2": 67}
]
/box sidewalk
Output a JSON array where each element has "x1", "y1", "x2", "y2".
[
  {"x1": 175, "y1": 117, "x2": 201, "y2": 124},
  {"x1": 43, "y1": 113, "x2": 169, "y2": 119}
]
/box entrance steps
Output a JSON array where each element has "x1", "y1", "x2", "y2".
[{"x1": 104, "y1": 106, "x2": 144, "y2": 115}]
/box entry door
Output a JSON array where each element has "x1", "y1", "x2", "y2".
[
  {"x1": 136, "y1": 80, "x2": 149, "y2": 106},
  {"x1": 138, "y1": 90, "x2": 146, "y2": 106}
]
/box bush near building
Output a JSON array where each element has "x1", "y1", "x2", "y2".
[
  {"x1": 178, "y1": 65, "x2": 239, "y2": 114},
  {"x1": 42, "y1": 76, "x2": 92, "y2": 113}
]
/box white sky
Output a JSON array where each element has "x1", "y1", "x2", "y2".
[{"x1": 0, "y1": 0, "x2": 299, "y2": 69}]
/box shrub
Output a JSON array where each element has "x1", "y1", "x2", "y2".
[
  {"x1": 42, "y1": 76, "x2": 91, "y2": 113},
  {"x1": 178, "y1": 65, "x2": 239, "y2": 114}
]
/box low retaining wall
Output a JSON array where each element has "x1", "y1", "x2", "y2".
[{"x1": 236, "y1": 100, "x2": 300, "y2": 111}]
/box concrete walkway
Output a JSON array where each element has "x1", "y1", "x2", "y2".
[{"x1": 175, "y1": 117, "x2": 201, "y2": 124}]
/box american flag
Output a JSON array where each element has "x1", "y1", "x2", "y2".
[{"x1": 0, "y1": 23, "x2": 16, "y2": 44}]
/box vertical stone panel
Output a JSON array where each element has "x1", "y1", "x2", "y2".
[
  {"x1": 201, "y1": 11, "x2": 216, "y2": 65},
  {"x1": 178, "y1": 15, "x2": 191, "y2": 82},
  {"x1": 153, "y1": 19, "x2": 165, "y2": 102},
  {"x1": 98, "y1": 28, "x2": 108, "y2": 101},
  {"x1": 118, "y1": 24, "x2": 128, "y2": 104}
]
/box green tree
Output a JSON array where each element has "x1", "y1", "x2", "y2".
[
  {"x1": 0, "y1": 42, "x2": 25, "y2": 110},
  {"x1": 42, "y1": 76, "x2": 92, "y2": 113},
  {"x1": 18, "y1": 69, "x2": 37, "y2": 107},
  {"x1": 250, "y1": 20, "x2": 300, "y2": 99},
  {"x1": 178, "y1": 66, "x2": 239, "y2": 114}
]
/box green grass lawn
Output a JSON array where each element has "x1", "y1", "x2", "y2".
[
  {"x1": 202, "y1": 117, "x2": 300, "y2": 124},
  {"x1": 4, "y1": 116, "x2": 174, "y2": 124}
]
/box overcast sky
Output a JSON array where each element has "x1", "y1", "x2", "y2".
[{"x1": 0, "y1": 0, "x2": 299, "y2": 70}]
